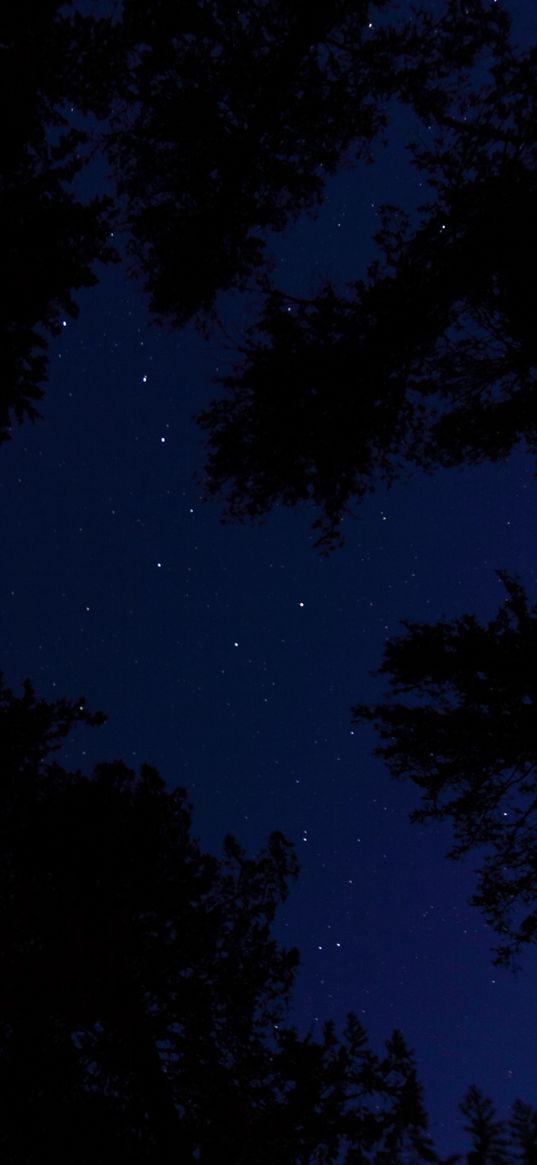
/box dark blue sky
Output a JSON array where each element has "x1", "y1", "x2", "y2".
[{"x1": 2, "y1": 2, "x2": 537, "y2": 1154}]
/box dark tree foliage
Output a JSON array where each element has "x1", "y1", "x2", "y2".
[
  {"x1": 456, "y1": 1086, "x2": 537, "y2": 1164},
  {"x1": 0, "y1": 3, "x2": 120, "y2": 442},
  {"x1": 352, "y1": 574, "x2": 537, "y2": 967},
  {"x1": 108, "y1": 0, "x2": 383, "y2": 327},
  {"x1": 196, "y1": 280, "x2": 414, "y2": 551},
  {"x1": 0, "y1": 672, "x2": 455, "y2": 1164},
  {"x1": 106, "y1": 0, "x2": 507, "y2": 329},
  {"x1": 1, "y1": 0, "x2": 509, "y2": 443},
  {"x1": 390, "y1": 41, "x2": 537, "y2": 472},
  {"x1": 460, "y1": 1087, "x2": 511, "y2": 1165},
  {"x1": 508, "y1": 1101, "x2": 537, "y2": 1164},
  {"x1": 196, "y1": 29, "x2": 537, "y2": 551}
]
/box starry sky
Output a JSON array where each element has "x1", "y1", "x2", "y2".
[{"x1": 2, "y1": 2, "x2": 537, "y2": 1155}]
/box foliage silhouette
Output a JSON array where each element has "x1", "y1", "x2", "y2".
[
  {"x1": 2, "y1": 0, "x2": 510, "y2": 441},
  {"x1": 3, "y1": 1, "x2": 537, "y2": 1153},
  {"x1": 107, "y1": 0, "x2": 507, "y2": 330},
  {"x1": 508, "y1": 1100, "x2": 537, "y2": 1163},
  {"x1": 460, "y1": 1086, "x2": 511, "y2": 1165},
  {"x1": 197, "y1": 33, "x2": 536, "y2": 550},
  {"x1": 0, "y1": 671, "x2": 460, "y2": 1164},
  {"x1": 458, "y1": 1084, "x2": 537, "y2": 1165},
  {"x1": 0, "y1": 2, "x2": 118, "y2": 442},
  {"x1": 352, "y1": 574, "x2": 537, "y2": 967}
]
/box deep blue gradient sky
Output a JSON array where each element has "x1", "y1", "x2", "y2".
[{"x1": 2, "y1": 2, "x2": 537, "y2": 1154}]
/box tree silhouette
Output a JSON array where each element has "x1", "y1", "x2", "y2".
[
  {"x1": 196, "y1": 280, "x2": 411, "y2": 551},
  {"x1": 2, "y1": 0, "x2": 511, "y2": 442},
  {"x1": 508, "y1": 1101, "x2": 537, "y2": 1164},
  {"x1": 0, "y1": 2, "x2": 118, "y2": 441},
  {"x1": 386, "y1": 40, "x2": 537, "y2": 474},
  {"x1": 460, "y1": 1087, "x2": 511, "y2": 1165},
  {"x1": 456, "y1": 1086, "x2": 537, "y2": 1164},
  {"x1": 106, "y1": 0, "x2": 507, "y2": 330},
  {"x1": 196, "y1": 32, "x2": 536, "y2": 550},
  {"x1": 352, "y1": 574, "x2": 537, "y2": 967},
  {"x1": 0, "y1": 671, "x2": 460, "y2": 1164}
]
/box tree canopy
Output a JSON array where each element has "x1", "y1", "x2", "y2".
[
  {"x1": 352, "y1": 574, "x2": 537, "y2": 967},
  {"x1": 0, "y1": 2, "x2": 119, "y2": 442},
  {"x1": 3, "y1": 669, "x2": 537, "y2": 1162},
  {"x1": 3, "y1": 2, "x2": 537, "y2": 1157},
  {"x1": 197, "y1": 33, "x2": 537, "y2": 549},
  {"x1": 107, "y1": 0, "x2": 507, "y2": 329},
  {"x1": 2, "y1": 0, "x2": 511, "y2": 443},
  {"x1": 0, "y1": 671, "x2": 463, "y2": 1164},
  {"x1": 1, "y1": 670, "x2": 536, "y2": 1160}
]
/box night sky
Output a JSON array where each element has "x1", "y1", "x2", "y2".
[{"x1": 2, "y1": 2, "x2": 537, "y2": 1155}]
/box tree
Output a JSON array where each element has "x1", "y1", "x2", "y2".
[
  {"x1": 508, "y1": 1101, "x2": 537, "y2": 1165},
  {"x1": 352, "y1": 574, "x2": 537, "y2": 967},
  {"x1": 196, "y1": 31, "x2": 536, "y2": 551},
  {"x1": 382, "y1": 40, "x2": 537, "y2": 474},
  {"x1": 106, "y1": 0, "x2": 507, "y2": 330},
  {"x1": 456, "y1": 1087, "x2": 537, "y2": 1164},
  {"x1": 1, "y1": 0, "x2": 510, "y2": 443},
  {"x1": 0, "y1": 671, "x2": 456, "y2": 1164},
  {"x1": 0, "y1": 2, "x2": 119, "y2": 441},
  {"x1": 460, "y1": 1087, "x2": 511, "y2": 1165},
  {"x1": 196, "y1": 279, "x2": 412, "y2": 552}
]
